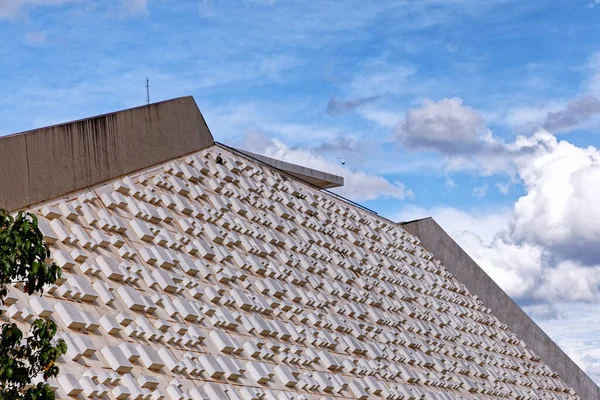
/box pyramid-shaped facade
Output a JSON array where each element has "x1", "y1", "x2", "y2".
[{"x1": 1, "y1": 97, "x2": 597, "y2": 400}]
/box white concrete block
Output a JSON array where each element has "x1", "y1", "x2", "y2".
[
  {"x1": 58, "y1": 374, "x2": 84, "y2": 396},
  {"x1": 101, "y1": 346, "x2": 133, "y2": 373},
  {"x1": 29, "y1": 296, "x2": 53, "y2": 317}
]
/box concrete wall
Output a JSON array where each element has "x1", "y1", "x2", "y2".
[
  {"x1": 402, "y1": 217, "x2": 600, "y2": 400},
  {"x1": 0, "y1": 96, "x2": 214, "y2": 211}
]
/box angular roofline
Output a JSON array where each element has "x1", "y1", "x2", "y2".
[
  {"x1": 1, "y1": 96, "x2": 197, "y2": 139},
  {"x1": 217, "y1": 143, "x2": 378, "y2": 217},
  {"x1": 232, "y1": 147, "x2": 344, "y2": 189},
  {"x1": 402, "y1": 217, "x2": 600, "y2": 400},
  {"x1": 0, "y1": 96, "x2": 214, "y2": 211}
]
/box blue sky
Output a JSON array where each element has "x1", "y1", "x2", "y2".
[{"x1": 2, "y1": 0, "x2": 600, "y2": 383}]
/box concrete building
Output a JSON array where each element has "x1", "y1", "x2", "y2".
[{"x1": 0, "y1": 96, "x2": 598, "y2": 400}]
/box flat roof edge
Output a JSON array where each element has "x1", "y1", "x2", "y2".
[
  {"x1": 231, "y1": 148, "x2": 344, "y2": 189},
  {"x1": 402, "y1": 217, "x2": 600, "y2": 400},
  {"x1": 0, "y1": 96, "x2": 214, "y2": 211}
]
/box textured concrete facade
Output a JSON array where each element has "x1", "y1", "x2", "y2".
[
  {"x1": 402, "y1": 217, "x2": 600, "y2": 400},
  {"x1": 0, "y1": 96, "x2": 214, "y2": 211},
  {"x1": 0, "y1": 97, "x2": 596, "y2": 400},
  {"x1": 1, "y1": 145, "x2": 585, "y2": 400}
]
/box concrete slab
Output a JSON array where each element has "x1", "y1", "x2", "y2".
[
  {"x1": 233, "y1": 148, "x2": 344, "y2": 189},
  {"x1": 0, "y1": 96, "x2": 214, "y2": 211},
  {"x1": 0, "y1": 134, "x2": 29, "y2": 209}
]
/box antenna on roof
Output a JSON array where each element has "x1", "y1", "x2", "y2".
[{"x1": 145, "y1": 76, "x2": 150, "y2": 105}]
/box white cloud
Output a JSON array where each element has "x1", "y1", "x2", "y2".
[
  {"x1": 396, "y1": 128, "x2": 600, "y2": 301},
  {"x1": 357, "y1": 106, "x2": 402, "y2": 129},
  {"x1": 395, "y1": 98, "x2": 505, "y2": 156},
  {"x1": 503, "y1": 101, "x2": 564, "y2": 131},
  {"x1": 248, "y1": 0, "x2": 277, "y2": 4},
  {"x1": 535, "y1": 302, "x2": 600, "y2": 382},
  {"x1": 394, "y1": 204, "x2": 559, "y2": 299},
  {"x1": 258, "y1": 55, "x2": 301, "y2": 82},
  {"x1": 394, "y1": 205, "x2": 510, "y2": 244},
  {"x1": 535, "y1": 261, "x2": 600, "y2": 302},
  {"x1": 509, "y1": 132, "x2": 600, "y2": 265},
  {"x1": 392, "y1": 97, "x2": 595, "y2": 179},
  {"x1": 327, "y1": 95, "x2": 382, "y2": 114},
  {"x1": 120, "y1": 0, "x2": 148, "y2": 17},
  {"x1": 496, "y1": 181, "x2": 510, "y2": 195},
  {"x1": 455, "y1": 231, "x2": 544, "y2": 298},
  {"x1": 471, "y1": 183, "x2": 488, "y2": 198},
  {"x1": 241, "y1": 135, "x2": 412, "y2": 201},
  {"x1": 522, "y1": 303, "x2": 564, "y2": 320},
  {"x1": 349, "y1": 64, "x2": 415, "y2": 97},
  {"x1": 0, "y1": 0, "x2": 77, "y2": 18},
  {"x1": 395, "y1": 99, "x2": 600, "y2": 269},
  {"x1": 399, "y1": 204, "x2": 600, "y2": 303},
  {"x1": 542, "y1": 96, "x2": 600, "y2": 132},
  {"x1": 261, "y1": 122, "x2": 353, "y2": 143}
]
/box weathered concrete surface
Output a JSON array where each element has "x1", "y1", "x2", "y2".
[
  {"x1": 0, "y1": 134, "x2": 29, "y2": 209},
  {"x1": 234, "y1": 149, "x2": 344, "y2": 189},
  {"x1": 0, "y1": 96, "x2": 214, "y2": 211},
  {"x1": 402, "y1": 217, "x2": 600, "y2": 400}
]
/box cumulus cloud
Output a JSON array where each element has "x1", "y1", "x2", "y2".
[
  {"x1": 509, "y1": 132, "x2": 600, "y2": 265},
  {"x1": 522, "y1": 303, "x2": 565, "y2": 321},
  {"x1": 542, "y1": 96, "x2": 600, "y2": 132},
  {"x1": 327, "y1": 95, "x2": 382, "y2": 114},
  {"x1": 395, "y1": 101, "x2": 600, "y2": 264},
  {"x1": 395, "y1": 97, "x2": 489, "y2": 153},
  {"x1": 239, "y1": 132, "x2": 412, "y2": 201},
  {"x1": 455, "y1": 231, "x2": 544, "y2": 299},
  {"x1": 399, "y1": 204, "x2": 600, "y2": 304},
  {"x1": 461, "y1": 234, "x2": 600, "y2": 303},
  {"x1": 395, "y1": 101, "x2": 600, "y2": 302},
  {"x1": 535, "y1": 261, "x2": 600, "y2": 302},
  {"x1": 459, "y1": 131, "x2": 600, "y2": 298},
  {"x1": 502, "y1": 97, "x2": 600, "y2": 134},
  {"x1": 393, "y1": 98, "x2": 558, "y2": 176}
]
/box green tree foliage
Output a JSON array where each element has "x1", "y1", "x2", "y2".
[{"x1": 0, "y1": 210, "x2": 67, "y2": 400}]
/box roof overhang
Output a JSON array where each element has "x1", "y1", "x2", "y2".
[{"x1": 232, "y1": 149, "x2": 344, "y2": 189}]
